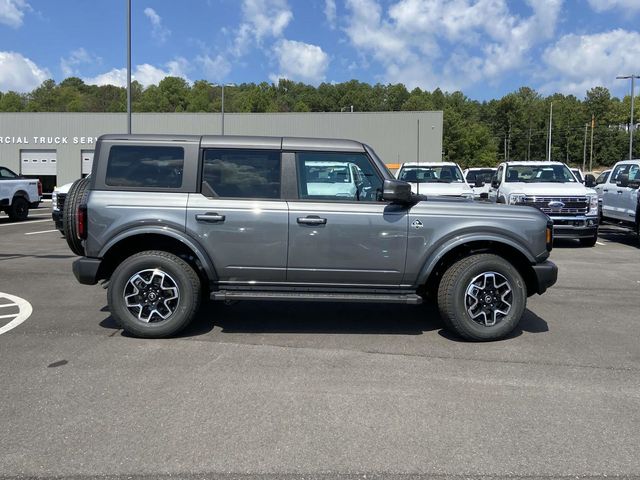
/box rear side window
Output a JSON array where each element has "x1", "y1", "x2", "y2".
[
  {"x1": 106, "y1": 146, "x2": 184, "y2": 188},
  {"x1": 202, "y1": 149, "x2": 281, "y2": 199}
]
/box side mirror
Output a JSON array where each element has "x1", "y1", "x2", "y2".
[
  {"x1": 491, "y1": 179, "x2": 500, "y2": 189},
  {"x1": 474, "y1": 179, "x2": 484, "y2": 188},
  {"x1": 617, "y1": 173, "x2": 629, "y2": 188},
  {"x1": 584, "y1": 174, "x2": 596, "y2": 188},
  {"x1": 479, "y1": 192, "x2": 489, "y2": 199},
  {"x1": 382, "y1": 179, "x2": 412, "y2": 203}
]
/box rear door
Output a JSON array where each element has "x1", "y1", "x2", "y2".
[
  {"x1": 286, "y1": 151, "x2": 408, "y2": 286},
  {"x1": 186, "y1": 148, "x2": 288, "y2": 283}
]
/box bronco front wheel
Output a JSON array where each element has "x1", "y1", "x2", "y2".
[
  {"x1": 437, "y1": 254, "x2": 527, "y2": 341},
  {"x1": 108, "y1": 250, "x2": 201, "y2": 338}
]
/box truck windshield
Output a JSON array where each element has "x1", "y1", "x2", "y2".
[
  {"x1": 398, "y1": 166, "x2": 463, "y2": 184},
  {"x1": 505, "y1": 164, "x2": 577, "y2": 183},
  {"x1": 465, "y1": 169, "x2": 495, "y2": 184},
  {"x1": 305, "y1": 164, "x2": 352, "y2": 184}
]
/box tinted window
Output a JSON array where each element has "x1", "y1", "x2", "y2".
[
  {"x1": 505, "y1": 164, "x2": 576, "y2": 183},
  {"x1": 466, "y1": 169, "x2": 496, "y2": 183},
  {"x1": 398, "y1": 165, "x2": 464, "y2": 183},
  {"x1": 0, "y1": 167, "x2": 17, "y2": 178},
  {"x1": 595, "y1": 171, "x2": 609, "y2": 185},
  {"x1": 202, "y1": 149, "x2": 281, "y2": 199},
  {"x1": 106, "y1": 146, "x2": 184, "y2": 188},
  {"x1": 297, "y1": 152, "x2": 383, "y2": 201},
  {"x1": 610, "y1": 164, "x2": 637, "y2": 183}
]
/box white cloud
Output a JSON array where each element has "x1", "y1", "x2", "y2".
[
  {"x1": 232, "y1": 0, "x2": 293, "y2": 56},
  {"x1": 0, "y1": 51, "x2": 49, "y2": 92},
  {"x1": 0, "y1": 0, "x2": 30, "y2": 28},
  {"x1": 587, "y1": 0, "x2": 640, "y2": 13},
  {"x1": 60, "y1": 48, "x2": 100, "y2": 77},
  {"x1": 144, "y1": 7, "x2": 170, "y2": 44},
  {"x1": 343, "y1": 0, "x2": 563, "y2": 90},
  {"x1": 197, "y1": 54, "x2": 232, "y2": 82},
  {"x1": 270, "y1": 39, "x2": 329, "y2": 84},
  {"x1": 84, "y1": 58, "x2": 191, "y2": 87},
  {"x1": 540, "y1": 29, "x2": 640, "y2": 96},
  {"x1": 325, "y1": 0, "x2": 337, "y2": 29}
]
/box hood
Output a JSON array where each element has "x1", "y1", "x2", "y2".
[
  {"x1": 408, "y1": 182, "x2": 472, "y2": 196},
  {"x1": 505, "y1": 182, "x2": 596, "y2": 196}
]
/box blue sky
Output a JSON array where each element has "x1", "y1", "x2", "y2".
[{"x1": 0, "y1": 0, "x2": 639, "y2": 100}]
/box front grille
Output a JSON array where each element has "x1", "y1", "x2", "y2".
[
  {"x1": 56, "y1": 193, "x2": 67, "y2": 211},
  {"x1": 524, "y1": 196, "x2": 589, "y2": 215}
]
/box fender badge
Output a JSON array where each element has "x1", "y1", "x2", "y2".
[{"x1": 411, "y1": 220, "x2": 424, "y2": 229}]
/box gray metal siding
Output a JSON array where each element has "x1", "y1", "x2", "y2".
[{"x1": 0, "y1": 111, "x2": 442, "y2": 186}]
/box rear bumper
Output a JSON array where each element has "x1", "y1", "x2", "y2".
[
  {"x1": 72, "y1": 257, "x2": 101, "y2": 285},
  {"x1": 551, "y1": 215, "x2": 598, "y2": 239},
  {"x1": 531, "y1": 260, "x2": 558, "y2": 295}
]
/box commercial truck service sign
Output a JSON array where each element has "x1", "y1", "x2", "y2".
[{"x1": 0, "y1": 136, "x2": 98, "y2": 144}]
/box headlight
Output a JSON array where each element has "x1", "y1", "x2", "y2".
[
  {"x1": 587, "y1": 193, "x2": 598, "y2": 215},
  {"x1": 508, "y1": 193, "x2": 527, "y2": 205}
]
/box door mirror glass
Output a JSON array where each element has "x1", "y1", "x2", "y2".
[
  {"x1": 617, "y1": 173, "x2": 629, "y2": 188},
  {"x1": 491, "y1": 179, "x2": 500, "y2": 189},
  {"x1": 584, "y1": 174, "x2": 596, "y2": 188},
  {"x1": 382, "y1": 179, "x2": 412, "y2": 203}
]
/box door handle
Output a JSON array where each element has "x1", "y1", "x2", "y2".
[
  {"x1": 196, "y1": 213, "x2": 226, "y2": 223},
  {"x1": 297, "y1": 216, "x2": 327, "y2": 225},
  {"x1": 603, "y1": 189, "x2": 608, "y2": 192}
]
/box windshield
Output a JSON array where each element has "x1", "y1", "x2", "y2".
[
  {"x1": 465, "y1": 169, "x2": 496, "y2": 183},
  {"x1": 398, "y1": 165, "x2": 463, "y2": 183},
  {"x1": 505, "y1": 164, "x2": 577, "y2": 183}
]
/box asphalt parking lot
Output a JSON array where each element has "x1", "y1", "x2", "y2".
[{"x1": 1, "y1": 205, "x2": 639, "y2": 479}]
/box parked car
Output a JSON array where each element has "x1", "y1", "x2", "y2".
[
  {"x1": 0, "y1": 166, "x2": 42, "y2": 221},
  {"x1": 395, "y1": 162, "x2": 474, "y2": 199},
  {"x1": 51, "y1": 181, "x2": 75, "y2": 232},
  {"x1": 463, "y1": 167, "x2": 497, "y2": 199},
  {"x1": 489, "y1": 161, "x2": 599, "y2": 246},
  {"x1": 600, "y1": 160, "x2": 640, "y2": 237},
  {"x1": 67, "y1": 134, "x2": 557, "y2": 341}
]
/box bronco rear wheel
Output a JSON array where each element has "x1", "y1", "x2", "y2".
[
  {"x1": 437, "y1": 253, "x2": 527, "y2": 341},
  {"x1": 107, "y1": 250, "x2": 201, "y2": 338}
]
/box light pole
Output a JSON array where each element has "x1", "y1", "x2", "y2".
[
  {"x1": 126, "y1": 0, "x2": 131, "y2": 134},
  {"x1": 616, "y1": 74, "x2": 639, "y2": 160},
  {"x1": 214, "y1": 83, "x2": 236, "y2": 135}
]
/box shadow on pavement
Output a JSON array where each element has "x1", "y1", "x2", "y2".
[
  {"x1": 437, "y1": 308, "x2": 548, "y2": 342},
  {"x1": 597, "y1": 224, "x2": 639, "y2": 248}
]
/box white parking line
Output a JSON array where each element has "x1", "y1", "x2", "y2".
[
  {"x1": 0, "y1": 219, "x2": 52, "y2": 227},
  {"x1": 25, "y1": 229, "x2": 59, "y2": 235},
  {"x1": 0, "y1": 303, "x2": 18, "y2": 308},
  {"x1": 0, "y1": 292, "x2": 32, "y2": 336},
  {"x1": 596, "y1": 241, "x2": 606, "y2": 246}
]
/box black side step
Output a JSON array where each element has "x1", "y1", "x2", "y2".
[{"x1": 211, "y1": 291, "x2": 423, "y2": 305}]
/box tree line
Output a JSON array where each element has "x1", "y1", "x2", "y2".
[{"x1": 1, "y1": 77, "x2": 637, "y2": 169}]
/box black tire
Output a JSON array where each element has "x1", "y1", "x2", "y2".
[
  {"x1": 579, "y1": 234, "x2": 598, "y2": 247},
  {"x1": 8, "y1": 196, "x2": 29, "y2": 221},
  {"x1": 437, "y1": 254, "x2": 527, "y2": 341},
  {"x1": 107, "y1": 250, "x2": 201, "y2": 338},
  {"x1": 63, "y1": 177, "x2": 90, "y2": 255}
]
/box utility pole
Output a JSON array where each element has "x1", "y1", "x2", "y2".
[
  {"x1": 527, "y1": 125, "x2": 532, "y2": 161},
  {"x1": 126, "y1": 0, "x2": 131, "y2": 134},
  {"x1": 589, "y1": 114, "x2": 595, "y2": 172},
  {"x1": 616, "y1": 75, "x2": 639, "y2": 160},
  {"x1": 547, "y1": 102, "x2": 553, "y2": 161},
  {"x1": 582, "y1": 123, "x2": 588, "y2": 172},
  {"x1": 214, "y1": 83, "x2": 235, "y2": 135}
]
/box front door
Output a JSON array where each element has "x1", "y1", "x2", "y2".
[
  {"x1": 186, "y1": 148, "x2": 288, "y2": 283},
  {"x1": 286, "y1": 151, "x2": 408, "y2": 286},
  {"x1": 604, "y1": 164, "x2": 636, "y2": 221}
]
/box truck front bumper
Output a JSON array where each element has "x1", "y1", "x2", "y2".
[
  {"x1": 550, "y1": 215, "x2": 598, "y2": 239},
  {"x1": 531, "y1": 260, "x2": 558, "y2": 295},
  {"x1": 72, "y1": 257, "x2": 101, "y2": 285}
]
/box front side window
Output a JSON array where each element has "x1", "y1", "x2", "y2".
[
  {"x1": 398, "y1": 165, "x2": 464, "y2": 184},
  {"x1": 628, "y1": 164, "x2": 640, "y2": 181},
  {"x1": 106, "y1": 146, "x2": 184, "y2": 188},
  {"x1": 202, "y1": 149, "x2": 281, "y2": 199},
  {"x1": 296, "y1": 152, "x2": 383, "y2": 202},
  {"x1": 595, "y1": 171, "x2": 609, "y2": 185},
  {"x1": 466, "y1": 169, "x2": 496, "y2": 184},
  {"x1": 611, "y1": 164, "x2": 632, "y2": 183},
  {"x1": 505, "y1": 164, "x2": 577, "y2": 183},
  {"x1": 0, "y1": 167, "x2": 17, "y2": 178}
]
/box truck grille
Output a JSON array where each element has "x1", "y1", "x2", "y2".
[
  {"x1": 524, "y1": 196, "x2": 589, "y2": 215},
  {"x1": 56, "y1": 193, "x2": 67, "y2": 211}
]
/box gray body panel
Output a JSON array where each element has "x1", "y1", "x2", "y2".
[
  {"x1": 287, "y1": 201, "x2": 408, "y2": 286},
  {"x1": 186, "y1": 195, "x2": 289, "y2": 282}
]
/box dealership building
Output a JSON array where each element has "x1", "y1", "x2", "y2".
[{"x1": 0, "y1": 111, "x2": 443, "y2": 194}]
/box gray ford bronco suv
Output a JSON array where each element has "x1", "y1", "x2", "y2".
[{"x1": 67, "y1": 134, "x2": 557, "y2": 341}]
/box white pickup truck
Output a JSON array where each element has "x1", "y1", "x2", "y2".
[
  {"x1": 395, "y1": 162, "x2": 474, "y2": 199},
  {"x1": 600, "y1": 159, "x2": 639, "y2": 238},
  {"x1": 0, "y1": 166, "x2": 42, "y2": 221},
  {"x1": 489, "y1": 161, "x2": 599, "y2": 246}
]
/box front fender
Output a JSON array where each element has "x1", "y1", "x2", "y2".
[{"x1": 97, "y1": 226, "x2": 218, "y2": 281}]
